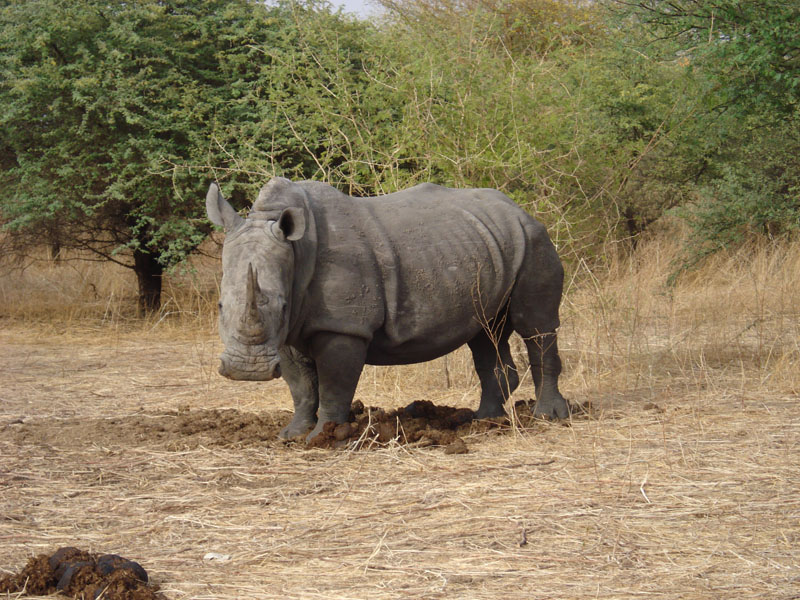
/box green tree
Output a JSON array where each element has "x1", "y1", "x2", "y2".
[
  {"x1": 613, "y1": 0, "x2": 800, "y2": 263},
  {"x1": 571, "y1": 30, "x2": 714, "y2": 243},
  {"x1": 618, "y1": 0, "x2": 800, "y2": 120},
  {"x1": 0, "y1": 0, "x2": 235, "y2": 312},
  {"x1": 0, "y1": 0, "x2": 380, "y2": 313},
  {"x1": 675, "y1": 113, "x2": 800, "y2": 270}
]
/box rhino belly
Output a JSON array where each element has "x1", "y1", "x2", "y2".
[
  {"x1": 363, "y1": 288, "x2": 494, "y2": 365},
  {"x1": 362, "y1": 249, "x2": 516, "y2": 365},
  {"x1": 364, "y1": 324, "x2": 481, "y2": 365}
]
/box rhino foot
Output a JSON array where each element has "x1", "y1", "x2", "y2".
[
  {"x1": 474, "y1": 404, "x2": 506, "y2": 420},
  {"x1": 305, "y1": 419, "x2": 337, "y2": 443},
  {"x1": 533, "y1": 394, "x2": 570, "y2": 420},
  {"x1": 279, "y1": 419, "x2": 316, "y2": 440}
]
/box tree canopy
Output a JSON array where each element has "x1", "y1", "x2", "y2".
[
  {"x1": 1, "y1": 0, "x2": 797, "y2": 313},
  {"x1": 613, "y1": 0, "x2": 799, "y2": 264},
  {"x1": 0, "y1": 0, "x2": 380, "y2": 312},
  {"x1": 620, "y1": 0, "x2": 800, "y2": 119}
]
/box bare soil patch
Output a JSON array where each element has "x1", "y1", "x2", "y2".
[
  {"x1": 6, "y1": 408, "x2": 287, "y2": 451},
  {"x1": 4, "y1": 398, "x2": 580, "y2": 453}
]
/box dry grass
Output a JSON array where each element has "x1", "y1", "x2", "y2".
[
  {"x1": 0, "y1": 242, "x2": 222, "y2": 331},
  {"x1": 1, "y1": 235, "x2": 799, "y2": 599}
]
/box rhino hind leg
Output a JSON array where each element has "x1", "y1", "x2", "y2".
[
  {"x1": 523, "y1": 332, "x2": 569, "y2": 419},
  {"x1": 509, "y1": 237, "x2": 569, "y2": 420},
  {"x1": 469, "y1": 324, "x2": 519, "y2": 420},
  {"x1": 278, "y1": 347, "x2": 319, "y2": 439}
]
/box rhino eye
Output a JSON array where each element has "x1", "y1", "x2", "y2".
[{"x1": 217, "y1": 302, "x2": 223, "y2": 312}]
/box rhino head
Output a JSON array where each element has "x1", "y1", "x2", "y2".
[{"x1": 206, "y1": 179, "x2": 307, "y2": 381}]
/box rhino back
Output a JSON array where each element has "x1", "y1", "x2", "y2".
[{"x1": 297, "y1": 182, "x2": 544, "y2": 364}]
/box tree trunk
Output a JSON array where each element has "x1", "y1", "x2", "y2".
[
  {"x1": 623, "y1": 206, "x2": 641, "y2": 249},
  {"x1": 133, "y1": 248, "x2": 163, "y2": 316}
]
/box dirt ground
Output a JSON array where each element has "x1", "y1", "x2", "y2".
[{"x1": 1, "y1": 323, "x2": 798, "y2": 599}]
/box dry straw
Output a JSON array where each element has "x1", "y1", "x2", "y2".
[{"x1": 1, "y1": 234, "x2": 798, "y2": 598}]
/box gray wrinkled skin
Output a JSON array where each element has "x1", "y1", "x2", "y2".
[{"x1": 207, "y1": 177, "x2": 569, "y2": 440}]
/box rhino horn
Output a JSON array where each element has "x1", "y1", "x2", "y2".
[{"x1": 241, "y1": 263, "x2": 263, "y2": 332}]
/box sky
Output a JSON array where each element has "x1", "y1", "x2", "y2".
[{"x1": 331, "y1": 0, "x2": 383, "y2": 18}]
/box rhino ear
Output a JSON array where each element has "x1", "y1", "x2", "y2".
[
  {"x1": 272, "y1": 206, "x2": 306, "y2": 242},
  {"x1": 206, "y1": 183, "x2": 243, "y2": 231}
]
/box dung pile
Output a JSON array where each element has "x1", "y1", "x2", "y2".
[
  {"x1": 0, "y1": 547, "x2": 162, "y2": 600},
  {"x1": 305, "y1": 398, "x2": 586, "y2": 451},
  {"x1": 306, "y1": 399, "x2": 494, "y2": 451}
]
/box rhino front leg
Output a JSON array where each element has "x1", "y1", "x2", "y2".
[
  {"x1": 306, "y1": 332, "x2": 368, "y2": 441},
  {"x1": 278, "y1": 347, "x2": 319, "y2": 439}
]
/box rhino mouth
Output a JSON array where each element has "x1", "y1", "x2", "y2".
[{"x1": 218, "y1": 351, "x2": 281, "y2": 381}]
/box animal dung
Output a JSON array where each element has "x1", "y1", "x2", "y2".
[
  {"x1": 0, "y1": 547, "x2": 162, "y2": 599},
  {"x1": 306, "y1": 399, "x2": 482, "y2": 449}
]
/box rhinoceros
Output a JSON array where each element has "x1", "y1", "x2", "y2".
[{"x1": 206, "y1": 177, "x2": 569, "y2": 440}]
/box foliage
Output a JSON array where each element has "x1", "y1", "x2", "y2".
[
  {"x1": 607, "y1": 0, "x2": 800, "y2": 266},
  {"x1": 571, "y1": 27, "x2": 713, "y2": 242},
  {"x1": 0, "y1": 0, "x2": 238, "y2": 311},
  {"x1": 674, "y1": 113, "x2": 800, "y2": 276},
  {"x1": 618, "y1": 0, "x2": 800, "y2": 121},
  {"x1": 377, "y1": 0, "x2": 602, "y2": 58},
  {"x1": 206, "y1": 5, "x2": 404, "y2": 197},
  {"x1": 0, "y1": 0, "x2": 379, "y2": 311},
  {"x1": 1, "y1": 0, "x2": 796, "y2": 311}
]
